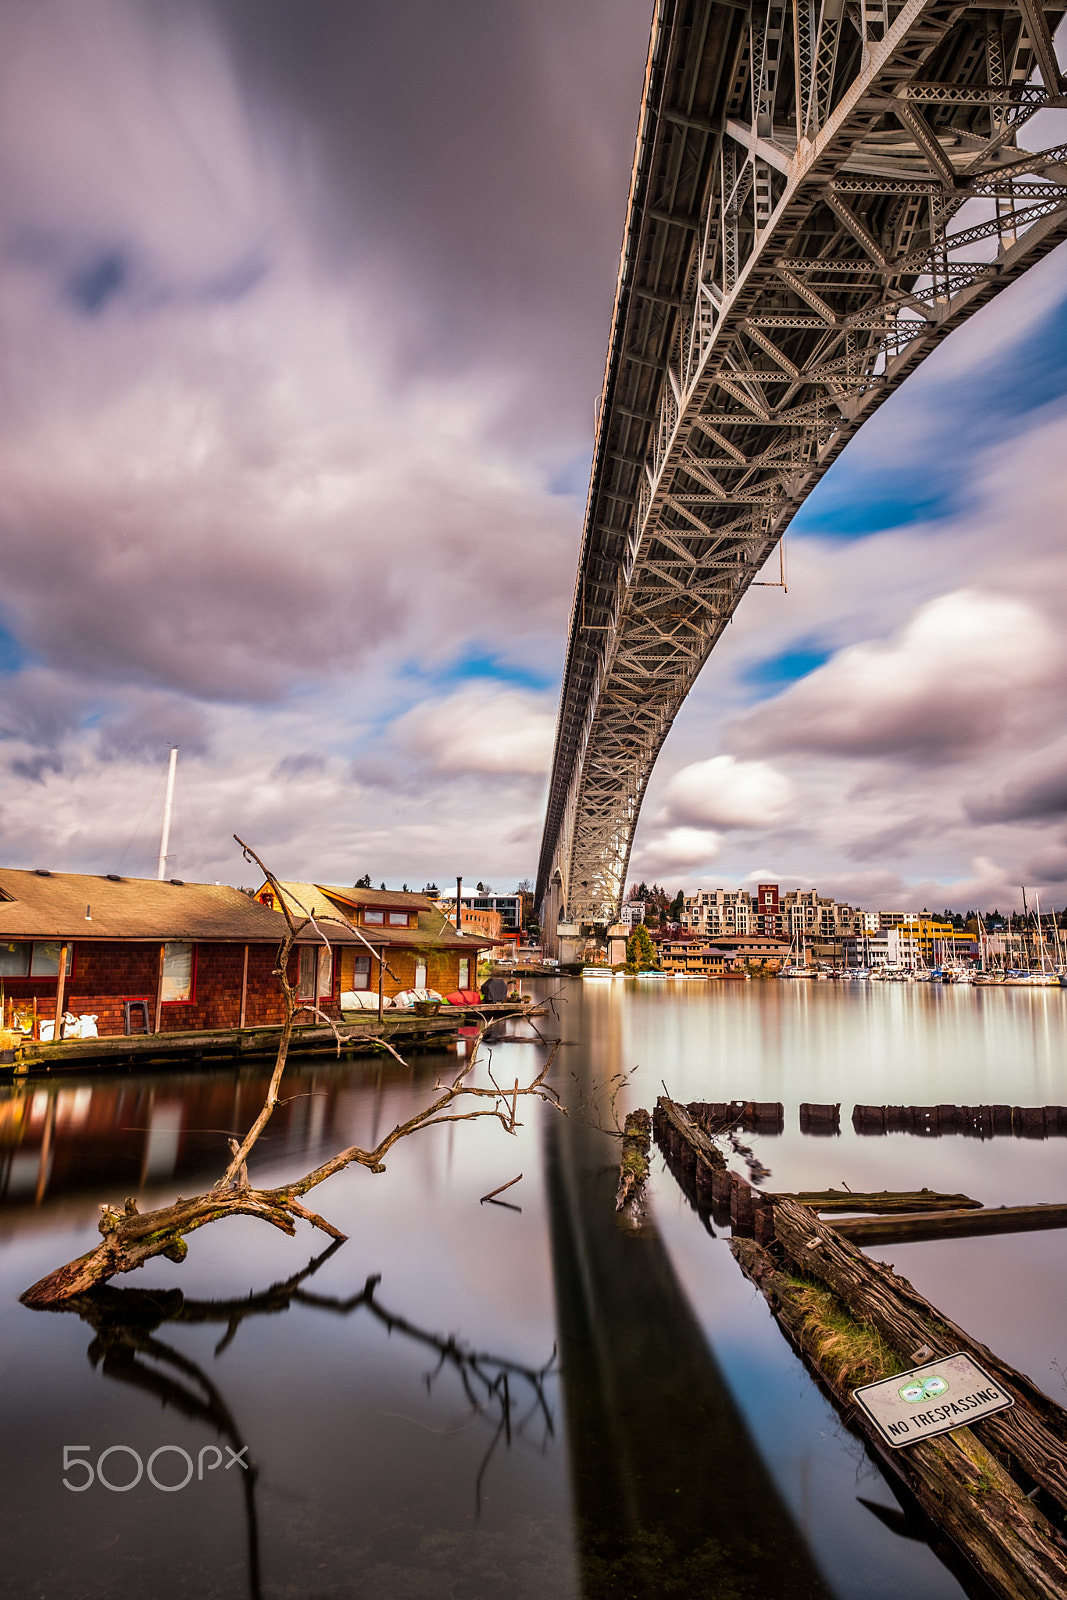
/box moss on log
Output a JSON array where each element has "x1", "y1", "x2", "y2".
[{"x1": 733, "y1": 1236, "x2": 1067, "y2": 1600}]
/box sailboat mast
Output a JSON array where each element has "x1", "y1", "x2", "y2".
[{"x1": 157, "y1": 747, "x2": 178, "y2": 881}]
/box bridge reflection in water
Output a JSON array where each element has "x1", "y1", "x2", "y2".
[{"x1": 544, "y1": 1077, "x2": 831, "y2": 1599}]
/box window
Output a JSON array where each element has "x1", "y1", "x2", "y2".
[
  {"x1": 0, "y1": 941, "x2": 74, "y2": 978},
  {"x1": 415, "y1": 959, "x2": 427, "y2": 989},
  {"x1": 0, "y1": 941, "x2": 30, "y2": 976},
  {"x1": 458, "y1": 958, "x2": 469, "y2": 988},
  {"x1": 364, "y1": 910, "x2": 384, "y2": 925},
  {"x1": 31, "y1": 941, "x2": 74, "y2": 977},
  {"x1": 317, "y1": 945, "x2": 333, "y2": 998},
  {"x1": 161, "y1": 941, "x2": 194, "y2": 1003},
  {"x1": 297, "y1": 945, "x2": 316, "y2": 1000},
  {"x1": 388, "y1": 912, "x2": 409, "y2": 926},
  {"x1": 352, "y1": 955, "x2": 371, "y2": 991}
]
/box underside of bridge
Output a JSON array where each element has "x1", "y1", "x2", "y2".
[{"x1": 537, "y1": 0, "x2": 1067, "y2": 947}]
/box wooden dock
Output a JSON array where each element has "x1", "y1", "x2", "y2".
[
  {"x1": 653, "y1": 1094, "x2": 1067, "y2": 1600},
  {"x1": 3, "y1": 1001, "x2": 534, "y2": 1075}
]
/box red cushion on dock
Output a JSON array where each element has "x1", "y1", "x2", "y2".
[{"x1": 445, "y1": 989, "x2": 483, "y2": 1006}]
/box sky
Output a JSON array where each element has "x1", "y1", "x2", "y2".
[{"x1": 0, "y1": 0, "x2": 1066, "y2": 914}]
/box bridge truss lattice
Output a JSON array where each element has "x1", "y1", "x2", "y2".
[{"x1": 537, "y1": 0, "x2": 1067, "y2": 934}]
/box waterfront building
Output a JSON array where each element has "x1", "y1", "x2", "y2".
[
  {"x1": 436, "y1": 890, "x2": 522, "y2": 951},
  {"x1": 0, "y1": 867, "x2": 361, "y2": 1039},
  {"x1": 841, "y1": 930, "x2": 891, "y2": 969},
  {"x1": 754, "y1": 883, "x2": 782, "y2": 937},
  {"x1": 680, "y1": 888, "x2": 753, "y2": 937},
  {"x1": 261, "y1": 883, "x2": 488, "y2": 1000}
]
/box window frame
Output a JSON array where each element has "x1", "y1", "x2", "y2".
[
  {"x1": 160, "y1": 940, "x2": 196, "y2": 1005},
  {"x1": 297, "y1": 944, "x2": 316, "y2": 1000},
  {"x1": 351, "y1": 954, "x2": 372, "y2": 992}
]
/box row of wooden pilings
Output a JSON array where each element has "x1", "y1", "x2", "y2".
[
  {"x1": 649, "y1": 1093, "x2": 1067, "y2": 1600},
  {"x1": 652, "y1": 1098, "x2": 769, "y2": 1239}
]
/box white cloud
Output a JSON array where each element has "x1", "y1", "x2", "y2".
[
  {"x1": 395, "y1": 686, "x2": 556, "y2": 776},
  {"x1": 631, "y1": 827, "x2": 721, "y2": 875},
  {"x1": 659, "y1": 754, "x2": 795, "y2": 830},
  {"x1": 735, "y1": 590, "x2": 1061, "y2": 761}
]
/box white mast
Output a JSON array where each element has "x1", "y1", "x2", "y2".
[{"x1": 157, "y1": 747, "x2": 178, "y2": 881}]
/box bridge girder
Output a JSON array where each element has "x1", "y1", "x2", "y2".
[{"x1": 537, "y1": 0, "x2": 1067, "y2": 937}]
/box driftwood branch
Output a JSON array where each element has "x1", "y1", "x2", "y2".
[{"x1": 21, "y1": 1039, "x2": 562, "y2": 1307}]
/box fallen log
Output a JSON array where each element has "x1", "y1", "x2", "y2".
[
  {"x1": 832, "y1": 1202, "x2": 1067, "y2": 1247},
  {"x1": 655, "y1": 1095, "x2": 727, "y2": 1175},
  {"x1": 614, "y1": 1108, "x2": 651, "y2": 1218},
  {"x1": 770, "y1": 1196, "x2": 1067, "y2": 1518},
  {"x1": 777, "y1": 1187, "x2": 982, "y2": 1215},
  {"x1": 732, "y1": 1236, "x2": 1067, "y2": 1600}
]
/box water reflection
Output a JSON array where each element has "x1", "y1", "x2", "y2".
[
  {"x1": 545, "y1": 1070, "x2": 832, "y2": 1598},
  {"x1": 0, "y1": 1057, "x2": 435, "y2": 1207},
  {"x1": 30, "y1": 1238, "x2": 560, "y2": 1598}
]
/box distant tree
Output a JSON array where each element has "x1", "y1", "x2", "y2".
[
  {"x1": 514, "y1": 881, "x2": 534, "y2": 929},
  {"x1": 354, "y1": 874, "x2": 372, "y2": 889},
  {"x1": 670, "y1": 889, "x2": 685, "y2": 920},
  {"x1": 380, "y1": 883, "x2": 386, "y2": 891},
  {"x1": 422, "y1": 882, "x2": 439, "y2": 896},
  {"x1": 625, "y1": 923, "x2": 656, "y2": 971}
]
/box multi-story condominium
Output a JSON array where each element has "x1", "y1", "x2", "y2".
[
  {"x1": 620, "y1": 901, "x2": 646, "y2": 927},
  {"x1": 678, "y1": 883, "x2": 888, "y2": 958},
  {"x1": 754, "y1": 883, "x2": 782, "y2": 936},
  {"x1": 680, "y1": 888, "x2": 752, "y2": 937}
]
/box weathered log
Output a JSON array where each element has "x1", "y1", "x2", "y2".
[
  {"x1": 775, "y1": 1187, "x2": 982, "y2": 1214},
  {"x1": 615, "y1": 1108, "x2": 652, "y2": 1215},
  {"x1": 832, "y1": 1202, "x2": 1067, "y2": 1246},
  {"x1": 655, "y1": 1094, "x2": 727, "y2": 1175},
  {"x1": 732, "y1": 1236, "x2": 1067, "y2": 1600},
  {"x1": 771, "y1": 1196, "x2": 1067, "y2": 1516}
]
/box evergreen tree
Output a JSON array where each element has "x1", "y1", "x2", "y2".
[{"x1": 626, "y1": 923, "x2": 656, "y2": 971}]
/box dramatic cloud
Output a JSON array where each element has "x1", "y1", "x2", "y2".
[
  {"x1": 967, "y1": 748, "x2": 1067, "y2": 824},
  {"x1": 733, "y1": 591, "x2": 1061, "y2": 762},
  {"x1": 1, "y1": 0, "x2": 1066, "y2": 912},
  {"x1": 659, "y1": 755, "x2": 795, "y2": 830}
]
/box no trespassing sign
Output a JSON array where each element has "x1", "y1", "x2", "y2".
[{"x1": 853, "y1": 1352, "x2": 1014, "y2": 1448}]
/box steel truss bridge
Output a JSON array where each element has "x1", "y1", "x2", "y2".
[{"x1": 536, "y1": 0, "x2": 1067, "y2": 942}]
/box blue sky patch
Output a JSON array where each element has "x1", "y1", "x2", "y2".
[
  {"x1": 0, "y1": 622, "x2": 28, "y2": 676},
  {"x1": 790, "y1": 276, "x2": 1067, "y2": 543},
  {"x1": 68, "y1": 250, "x2": 128, "y2": 315},
  {"x1": 402, "y1": 646, "x2": 555, "y2": 694},
  {"x1": 549, "y1": 450, "x2": 592, "y2": 499},
  {"x1": 742, "y1": 642, "x2": 832, "y2": 695}
]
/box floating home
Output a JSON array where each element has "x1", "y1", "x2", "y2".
[
  {"x1": 255, "y1": 882, "x2": 488, "y2": 1002},
  {"x1": 0, "y1": 867, "x2": 364, "y2": 1040}
]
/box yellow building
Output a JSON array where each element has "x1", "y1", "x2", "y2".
[{"x1": 892, "y1": 917, "x2": 956, "y2": 966}]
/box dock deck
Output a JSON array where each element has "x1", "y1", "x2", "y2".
[{"x1": 4, "y1": 1000, "x2": 535, "y2": 1074}]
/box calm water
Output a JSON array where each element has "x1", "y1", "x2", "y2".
[{"x1": 1, "y1": 979, "x2": 1065, "y2": 1599}]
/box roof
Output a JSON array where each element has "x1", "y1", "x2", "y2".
[
  {"x1": 261, "y1": 881, "x2": 490, "y2": 952},
  {"x1": 0, "y1": 868, "x2": 323, "y2": 944}
]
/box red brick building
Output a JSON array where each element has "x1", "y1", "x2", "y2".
[{"x1": 0, "y1": 868, "x2": 360, "y2": 1039}]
